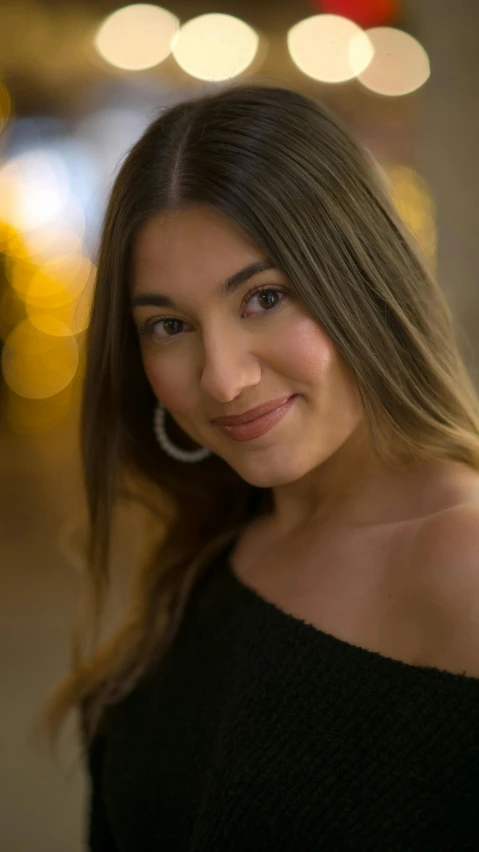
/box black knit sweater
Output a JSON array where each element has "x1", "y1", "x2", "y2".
[{"x1": 84, "y1": 537, "x2": 479, "y2": 851}]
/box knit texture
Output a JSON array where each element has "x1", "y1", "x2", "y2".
[{"x1": 84, "y1": 538, "x2": 479, "y2": 851}]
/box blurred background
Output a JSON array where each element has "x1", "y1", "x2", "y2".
[{"x1": 0, "y1": 0, "x2": 478, "y2": 848}]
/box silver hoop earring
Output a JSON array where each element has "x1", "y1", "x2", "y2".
[{"x1": 153, "y1": 401, "x2": 212, "y2": 464}]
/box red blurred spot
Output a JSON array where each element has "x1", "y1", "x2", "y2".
[{"x1": 311, "y1": 0, "x2": 399, "y2": 28}]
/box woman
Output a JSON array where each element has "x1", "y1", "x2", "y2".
[{"x1": 46, "y1": 85, "x2": 479, "y2": 850}]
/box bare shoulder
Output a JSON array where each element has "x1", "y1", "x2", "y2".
[{"x1": 412, "y1": 503, "x2": 479, "y2": 677}]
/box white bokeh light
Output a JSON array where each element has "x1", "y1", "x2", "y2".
[
  {"x1": 94, "y1": 4, "x2": 179, "y2": 71},
  {"x1": 287, "y1": 14, "x2": 374, "y2": 83},
  {"x1": 173, "y1": 13, "x2": 259, "y2": 81},
  {"x1": 0, "y1": 150, "x2": 70, "y2": 232},
  {"x1": 356, "y1": 27, "x2": 430, "y2": 96}
]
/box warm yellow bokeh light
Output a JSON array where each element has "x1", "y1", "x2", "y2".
[
  {"x1": 94, "y1": 3, "x2": 179, "y2": 71},
  {"x1": 0, "y1": 164, "x2": 19, "y2": 230},
  {"x1": 0, "y1": 286, "x2": 25, "y2": 340},
  {"x1": 287, "y1": 14, "x2": 373, "y2": 83},
  {"x1": 22, "y1": 255, "x2": 94, "y2": 309},
  {"x1": 0, "y1": 226, "x2": 33, "y2": 259},
  {"x1": 0, "y1": 80, "x2": 11, "y2": 134},
  {"x1": 27, "y1": 277, "x2": 94, "y2": 336},
  {"x1": 173, "y1": 13, "x2": 259, "y2": 81},
  {"x1": 387, "y1": 164, "x2": 437, "y2": 264},
  {"x1": 5, "y1": 385, "x2": 73, "y2": 435},
  {"x1": 1, "y1": 317, "x2": 79, "y2": 399},
  {"x1": 357, "y1": 28, "x2": 430, "y2": 95},
  {"x1": 5, "y1": 254, "x2": 37, "y2": 300},
  {"x1": 0, "y1": 220, "x2": 16, "y2": 253}
]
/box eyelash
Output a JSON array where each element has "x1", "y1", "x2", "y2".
[{"x1": 138, "y1": 285, "x2": 288, "y2": 343}]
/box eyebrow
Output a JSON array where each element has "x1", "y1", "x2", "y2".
[{"x1": 131, "y1": 259, "x2": 277, "y2": 310}]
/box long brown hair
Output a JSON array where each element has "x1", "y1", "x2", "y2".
[{"x1": 42, "y1": 83, "x2": 479, "y2": 748}]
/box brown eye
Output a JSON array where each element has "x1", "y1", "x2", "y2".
[
  {"x1": 139, "y1": 317, "x2": 191, "y2": 342},
  {"x1": 159, "y1": 319, "x2": 184, "y2": 337},
  {"x1": 244, "y1": 286, "x2": 287, "y2": 315}
]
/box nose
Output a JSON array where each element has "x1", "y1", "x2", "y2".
[{"x1": 198, "y1": 328, "x2": 262, "y2": 403}]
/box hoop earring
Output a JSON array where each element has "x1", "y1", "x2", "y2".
[{"x1": 153, "y1": 401, "x2": 212, "y2": 464}]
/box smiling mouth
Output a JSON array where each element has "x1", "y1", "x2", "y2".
[
  {"x1": 214, "y1": 395, "x2": 298, "y2": 442},
  {"x1": 213, "y1": 395, "x2": 293, "y2": 427}
]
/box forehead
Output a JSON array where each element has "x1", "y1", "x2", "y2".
[{"x1": 131, "y1": 205, "x2": 265, "y2": 295}]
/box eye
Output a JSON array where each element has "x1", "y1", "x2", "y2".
[
  {"x1": 137, "y1": 284, "x2": 288, "y2": 343},
  {"x1": 243, "y1": 285, "x2": 288, "y2": 315},
  {"x1": 138, "y1": 316, "x2": 192, "y2": 342}
]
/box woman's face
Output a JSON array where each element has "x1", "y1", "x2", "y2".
[{"x1": 131, "y1": 204, "x2": 364, "y2": 487}]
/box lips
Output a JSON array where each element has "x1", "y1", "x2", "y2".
[
  {"x1": 213, "y1": 396, "x2": 293, "y2": 426},
  {"x1": 215, "y1": 395, "x2": 297, "y2": 442}
]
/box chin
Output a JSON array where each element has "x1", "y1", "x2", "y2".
[{"x1": 235, "y1": 458, "x2": 307, "y2": 489}]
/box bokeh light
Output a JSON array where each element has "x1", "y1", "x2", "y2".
[
  {"x1": 287, "y1": 14, "x2": 374, "y2": 83},
  {"x1": 8, "y1": 253, "x2": 93, "y2": 306},
  {"x1": 26, "y1": 274, "x2": 94, "y2": 336},
  {"x1": 0, "y1": 149, "x2": 70, "y2": 232},
  {"x1": 0, "y1": 79, "x2": 11, "y2": 135},
  {"x1": 356, "y1": 27, "x2": 430, "y2": 95},
  {"x1": 4, "y1": 253, "x2": 36, "y2": 298},
  {"x1": 21, "y1": 220, "x2": 84, "y2": 265},
  {"x1": 5, "y1": 385, "x2": 74, "y2": 435},
  {"x1": 316, "y1": 0, "x2": 399, "y2": 29},
  {"x1": 387, "y1": 164, "x2": 437, "y2": 264},
  {"x1": 0, "y1": 285, "x2": 25, "y2": 342},
  {"x1": 172, "y1": 13, "x2": 259, "y2": 81},
  {"x1": 94, "y1": 4, "x2": 179, "y2": 71},
  {"x1": 1, "y1": 317, "x2": 79, "y2": 399}
]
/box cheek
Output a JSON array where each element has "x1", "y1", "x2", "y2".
[
  {"x1": 278, "y1": 317, "x2": 336, "y2": 382},
  {"x1": 286, "y1": 318, "x2": 363, "y2": 430},
  {"x1": 142, "y1": 356, "x2": 192, "y2": 417}
]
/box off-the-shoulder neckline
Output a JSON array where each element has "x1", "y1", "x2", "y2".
[{"x1": 223, "y1": 550, "x2": 479, "y2": 686}]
